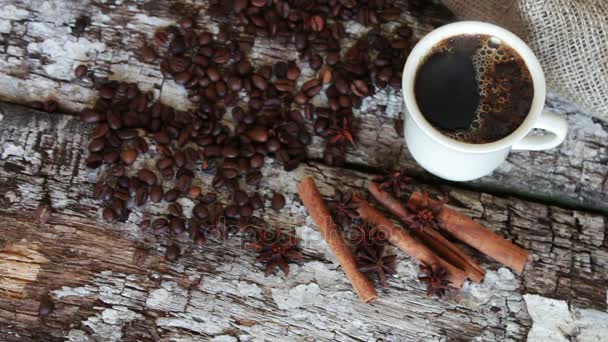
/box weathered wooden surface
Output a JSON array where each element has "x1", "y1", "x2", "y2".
[
  {"x1": 1, "y1": 106, "x2": 607, "y2": 341},
  {"x1": 0, "y1": 0, "x2": 606, "y2": 212},
  {"x1": 1, "y1": 0, "x2": 608, "y2": 341}
]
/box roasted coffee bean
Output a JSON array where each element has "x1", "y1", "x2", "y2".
[
  {"x1": 88, "y1": 138, "x2": 104, "y2": 152},
  {"x1": 227, "y1": 76, "x2": 243, "y2": 91},
  {"x1": 335, "y1": 78, "x2": 350, "y2": 94},
  {"x1": 301, "y1": 78, "x2": 322, "y2": 94},
  {"x1": 153, "y1": 217, "x2": 169, "y2": 232},
  {"x1": 284, "y1": 158, "x2": 300, "y2": 171},
  {"x1": 156, "y1": 157, "x2": 174, "y2": 170},
  {"x1": 309, "y1": 15, "x2": 325, "y2": 32},
  {"x1": 80, "y1": 109, "x2": 104, "y2": 123},
  {"x1": 266, "y1": 138, "x2": 281, "y2": 152},
  {"x1": 271, "y1": 193, "x2": 286, "y2": 210},
  {"x1": 237, "y1": 60, "x2": 253, "y2": 75},
  {"x1": 75, "y1": 64, "x2": 88, "y2": 79},
  {"x1": 106, "y1": 110, "x2": 122, "y2": 130},
  {"x1": 188, "y1": 185, "x2": 202, "y2": 199},
  {"x1": 92, "y1": 123, "x2": 109, "y2": 139},
  {"x1": 326, "y1": 51, "x2": 340, "y2": 65},
  {"x1": 120, "y1": 149, "x2": 138, "y2": 165},
  {"x1": 150, "y1": 185, "x2": 163, "y2": 203},
  {"x1": 380, "y1": 8, "x2": 401, "y2": 21},
  {"x1": 135, "y1": 186, "x2": 148, "y2": 206},
  {"x1": 174, "y1": 71, "x2": 192, "y2": 85},
  {"x1": 222, "y1": 167, "x2": 239, "y2": 179},
  {"x1": 350, "y1": 79, "x2": 371, "y2": 97},
  {"x1": 250, "y1": 153, "x2": 265, "y2": 168},
  {"x1": 225, "y1": 204, "x2": 239, "y2": 218},
  {"x1": 161, "y1": 167, "x2": 175, "y2": 180},
  {"x1": 233, "y1": 0, "x2": 248, "y2": 12},
  {"x1": 168, "y1": 203, "x2": 183, "y2": 216},
  {"x1": 99, "y1": 86, "x2": 115, "y2": 99},
  {"x1": 239, "y1": 205, "x2": 253, "y2": 217},
  {"x1": 222, "y1": 146, "x2": 240, "y2": 158},
  {"x1": 153, "y1": 131, "x2": 171, "y2": 145},
  {"x1": 275, "y1": 79, "x2": 295, "y2": 92},
  {"x1": 237, "y1": 157, "x2": 250, "y2": 171},
  {"x1": 206, "y1": 67, "x2": 220, "y2": 82},
  {"x1": 286, "y1": 63, "x2": 301, "y2": 80},
  {"x1": 117, "y1": 129, "x2": 139, "y2": 140},
  {"x1": 176, "y1": 174, "x2": 193, "y2": 192},
  {"x1": 164, "y1": 188, "x2": 180, "y2": 202},
  {"x1": 193, "y1": 203, "x2": 209, "y2": 219},
  {"x1": 245, "y1": 170, "x2": 262, "y2": 185},
  {"x1": 168, "y1": 56, "x2": 191, "y2": 73},
  {"x1": 294, "y1": 92, "x2": 308, "y2": 104},
  {"x1": 246, "y1": 126, "x2": 269, "y2": 143},
  {"x1": 165, "y1": 244, "x2": 180, "y2": 261},
  {"x1": 251, "y1": 74, "x2": 268, "y2": 90},
  {"x1": 170, "y1": 217, "x2": 185, "y2": 234}
]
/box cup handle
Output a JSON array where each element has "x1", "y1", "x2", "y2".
[{"x1": 512, "y1": 111, "x2": 568, "y2": 151}]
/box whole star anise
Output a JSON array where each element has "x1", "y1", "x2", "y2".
[
  {"x1": 373, "y1": 169, "x2": 412, "y2": 199},
  {"x1": 328, "y1": 189, "x2": 359, "y2": 228},
  {"x1": 246, "y1": 228, "x2": 303, "y2": 277},
  {"x1": 418, "y1": 263, "x2": 454, "y2": 297},
  {"x1": 327, "y1": 117, "x2": 355, "y2": 146},
  {"x1": 407, "y1": 192, "x2": 445, "y2": 232},
  {"x1": 357, "y1": 243, "x2": 397, "y2": 288},
  {"x1": 347, "y1": 220, "x2": 387, "y2": 247}
]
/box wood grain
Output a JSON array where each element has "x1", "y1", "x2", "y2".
[{"x1": 0, "y1": 106, "x2": 606, "y2": 341}]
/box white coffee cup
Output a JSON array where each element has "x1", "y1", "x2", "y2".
[{"x1": 402, "y1": 21, "x2": 568, "y2": 181}]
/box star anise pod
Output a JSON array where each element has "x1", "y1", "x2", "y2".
[
  {"x1": 357, "y1": 243, "x2": 397, "y2": 288},
  {"x1": 407, "y1": 192, "x2": 445, "y2": 232},
  {"x1": 246, "y1": 228, "x2": 303, "y2": 277},
  {"x1": 327, "y1": 117, "x2": 355, "y2": 146},
  {"x1": 373, "y1": 169, "x2": 412, "y2": 199},
  {"x1": 347, "y1": 220, "x2": 387, "y2": 247},
  {"x1": 328, "y1": 189, "x2": 359, "y2": 228},
  {"x1": 418, "y1": 263, "x2": 454, "y2": 298}
]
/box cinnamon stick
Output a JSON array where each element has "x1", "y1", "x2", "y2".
[
  {"x1": 368, "y1": 182, "x2": 485, "y2": 282},
  {"x1": 297, "y1": 177, "x2": 378, "y2": 303},
  {"x1": 356, "y1": 198, "x2": 467, "y2": 287},
  {"x1": 409, "y1": 191, "x2": 529, "y2": 274}
]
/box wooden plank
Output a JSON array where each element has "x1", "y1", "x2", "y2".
[
  {"x1": 1, "y1": 106, "x2": 607, "y2": 341},
  {"x1": 0, "y1": 0, "x2": 606, "y2": 212}
]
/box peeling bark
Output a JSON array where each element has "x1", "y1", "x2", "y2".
[{"x1": 0, "y1": 106, "x2": 606, "y2": 341}]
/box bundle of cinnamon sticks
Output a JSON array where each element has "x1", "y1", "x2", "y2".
[{"x1": 297, "y1": 175, "x2": 529, "y2": 303}]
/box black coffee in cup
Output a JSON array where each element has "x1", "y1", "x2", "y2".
[{"x1": 414, "y1": 34, "x2": 534, "y2": 144}]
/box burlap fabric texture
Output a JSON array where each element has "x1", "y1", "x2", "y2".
[{"x1": 442, "y1": 0, "x2": 608, "y2": 119}]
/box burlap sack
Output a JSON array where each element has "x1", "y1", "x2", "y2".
[{"x1": 441, "y1": 0, "x2": 608, "y2": 119}]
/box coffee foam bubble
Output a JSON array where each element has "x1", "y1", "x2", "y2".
[{"x1": 442, "y1": 36, "x2": 515, "y2": 142}]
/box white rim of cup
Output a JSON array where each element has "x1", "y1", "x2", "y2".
[{"x1": 402, "y1": 21, "x2": 546, "y2": 153}]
